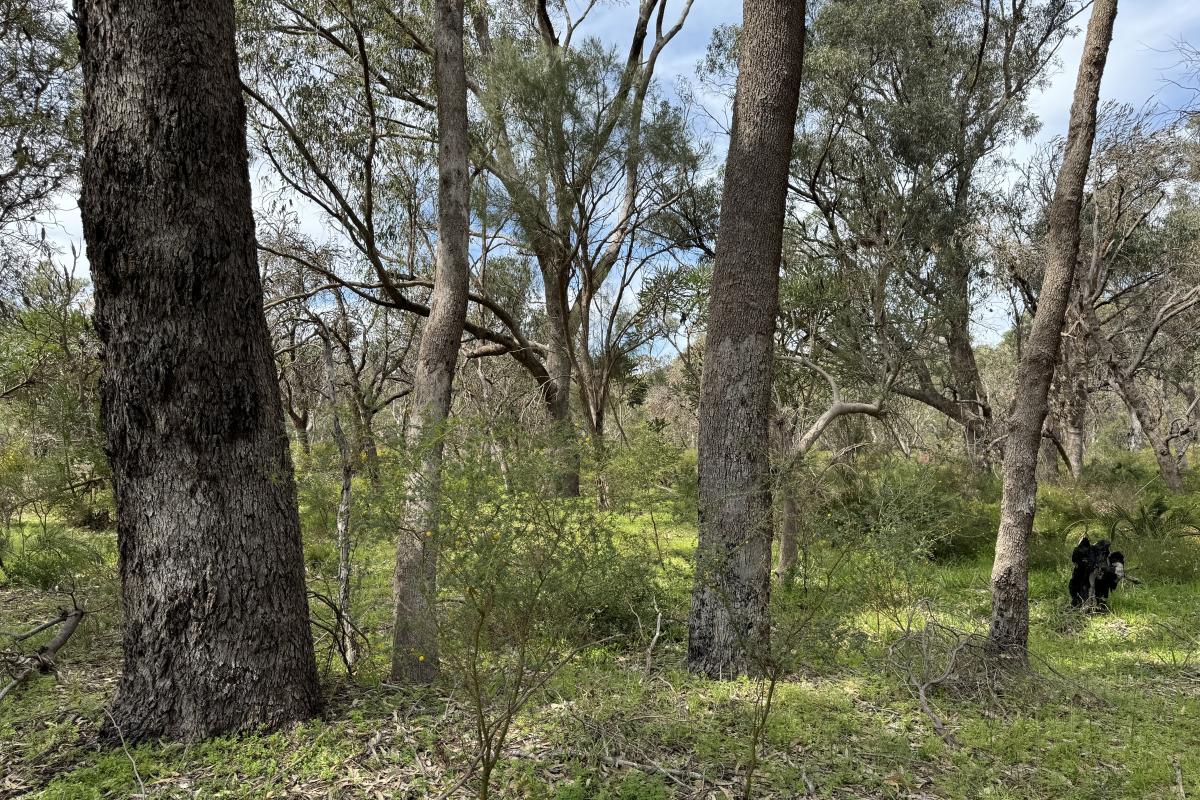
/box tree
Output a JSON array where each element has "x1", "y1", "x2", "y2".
[
  {"x1": 791, "y1": 0, "x2": 1076, "y2": 463},
  {"x1": 987, "y1": 0, "x2": 1117, "y2": 656},
  {"x1": 687, "y1": 0, "x2": 806, "y2": 678},
  {"x1": 0, "y1": 0, "x2": 79, "y2": 287},
  {"x1": 1001, "y1": 105, "x2": 1200, "y2": 487},
  {"x1": 469, "y1": 0, "x2": 695, "y2": 495},
  {"x1": 75, "y1": 0, "x2": 321, "y2": 740},
  {"x1": 390, "y1": 0, "x2": 472, "y2": 684}
]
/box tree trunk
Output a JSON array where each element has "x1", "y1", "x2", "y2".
[
  {"x1": 687, "y1": 0, "x2": 805, "y2": 679},
  {"x1": 75, "y1": 0, "x2": 320, "y2": 741},
  {"x1": 1111, "y1": 375, "x2": 1183, "y2": 491},
  {"x1": 349, "y1": 399, "x2": 382, "y2": 486},
  {"x1": 987, "y1": 0, "x2": 1117, "y2": 656},
  {"x1": 944, "y1": 249, "x2": 993, "y2": 466},
  {"x1": 391, "y1": 0, "x2": 471, "y2": 684},
  {"x1": 775, "y1": 493, "x2": 800, "y2": 580},
  {"x1": 1058, "y1": 332, "x2": 1088, "y2": 479},
  {"x1": 1127, "y1": 406, "x2": 1145, "y2": 451},
  {"x1": 322, "y1": 337, "x2": 357, "y2": 672},
  {"x1": 543, "y1": 261, "x2": 581, "y2": 497},
  {"x1": 1038, "y1": 435, "x2": 1061, "y2": 482}
]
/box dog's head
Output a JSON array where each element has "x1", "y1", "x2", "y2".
[{"x1": 1074, "y1": 536, "x2": 1123, "y2": 575}]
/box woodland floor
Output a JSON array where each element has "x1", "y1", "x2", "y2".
[{"x1": 3, "y1": 519, "x2": 1200, "y2": 800}]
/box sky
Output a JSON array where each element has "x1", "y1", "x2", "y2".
[
  {"x1": 584, "y1": 0, "x2": 1200, "y2": 344},
  {"x1": 41, "y1": 0, "x2": 1200, "y2": 343}
]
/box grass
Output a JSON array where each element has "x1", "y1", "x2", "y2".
[{"x1": 2, "y1": 500, "x2": 1200, "y2": 799}]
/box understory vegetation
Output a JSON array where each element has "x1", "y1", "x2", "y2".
[
  {"x1": 4, "y1": 441, "x2": 1199, "y2": 799},
  {"x1": 5, "y1": 0, "x2": 1200, "y2": 796}
]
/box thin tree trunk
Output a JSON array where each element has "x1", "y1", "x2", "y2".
[
  {"x1": 322, "y1": 336, "x2": 356, "y2": 671},
  {"x1": 1059, "y1": 333, "x2": 1088, "y2": 478},
  {"x1": 988, "y1": 0, "x2": 1117, "y2": 656},
  {"x1": 775, "y1": 494, "x2": 800, "y2": 580},
  {"x1": 544, "y1": 265, "x2": 581, "y2": 497},
  {"x1": 1111, "y1": 375, "x2": 1183, "y2": 491},
  {"x1": 75, "y1": 0, "x2": 320, "y2": 741},
  {"x1": 687, "y1": 0, "x2": 805, "y2": 679},
  {"x1": 391, "y1": 0, "x2": 471, "y2": 684},
  {"x1": 945, "y1": 249, "x2": 992, "y2": 466}
]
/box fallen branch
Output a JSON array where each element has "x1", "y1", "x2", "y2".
[{"x1": 0, "y1": 607, "x2": 84, "y2": 703}]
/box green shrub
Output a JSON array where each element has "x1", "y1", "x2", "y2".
[
  {"x1": 0, "y1": 523, "x2": 111, "y2": 590},
  {"x1": 817, "y1": 455, "x2": 999, "y2": 561}
]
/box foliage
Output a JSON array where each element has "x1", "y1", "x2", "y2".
[{"x1": 0, "y1": 522, "x2": 111, "y2": 592}]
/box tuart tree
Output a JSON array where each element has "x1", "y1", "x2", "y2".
[
  {"x1": 75, "y1": 0, "x2": 321, "y2": 740},
  {"x1": 687, "y1": 0, "x2": 806, "y2": 678}
]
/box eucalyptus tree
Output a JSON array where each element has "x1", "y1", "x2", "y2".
[
  {"x1": 988, "y1": 0, "x2": 1117, "y2": 656},
  {"x1": 1004, "y1": 105, "x2": 1200, "y2": 489},
  {"x1": 75, "y1": 0, "x2": 320, "y2": 741},
  {"x1": 791, "y1": 0, "x2": 1078, "y2": 463},
  {"x1": 687, "y1": 0, "x2": 806, "y2": 679},
  {"x1": 1070, "y1": 109, "x2": 1200, "y2": 490},
  {"x1": 0, "y1": 0, "x2": 79, "y2": 284},
  {"x1": 387, "y1": 0, "x2": 473, "y2": 685},
  {"x1": 468, "y1": 0, "x2": 697, "y2": 495}
]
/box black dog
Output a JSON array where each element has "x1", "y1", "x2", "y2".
[{"x1": 1069, "y1": 536, "x2": 1126, "y2": 610}]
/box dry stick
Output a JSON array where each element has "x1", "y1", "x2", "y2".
[
  {"x1": 1, "y1": 609, "x2": 74, "y2": 642},
  {"x1": 103, "y1": 706, "x2": 148, "y2": 798},
  {"x1": 0, "y1": 607, "x2": 83, "y2": 703},
  {"x1": 430, "y1": 753, "x2": 482, "y2": 800},
  {"x1": 643, "y1": 600, "x2": 663, "y2": 678},
  {"x1": 1174, "y1": 756, "x2": 1186, "y2": 800}
]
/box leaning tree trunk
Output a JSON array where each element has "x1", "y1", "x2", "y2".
[
  {"x1": 391, "y1": 0, "x2": 471, "y2": 684},
  {"x1": 687, "y1": 0, "x2": 805, "y2": 679},
  {"x1": 75, "y1": 0, "x2": 320, "y2": 741},
  {"x1": 1110, "y1": 374, "x2": 1183, "y2": 491},
  {"x1": 988, "y1": 0, "x2": 1117, "y2": 656}
]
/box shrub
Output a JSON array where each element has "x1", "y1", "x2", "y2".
[{"x1": 0, "y1": 523, "x2": 111, "y2": 591}]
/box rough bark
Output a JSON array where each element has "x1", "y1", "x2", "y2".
[
  {"x1": 391, "y1": 0, "x2": 471, "y2": 684},
  {"x1": 75, "y1": 0, "x2": 321, "y2": 741},
  {"x1": 687, "y1": 0, "x2": 805, "y2": 679},
  {"x1": 987, "y1": 0, "x2": 1117, "y2": 656},
  {"x1": 1056, "y1": 336, "x2": 1089, "y2": 479}
]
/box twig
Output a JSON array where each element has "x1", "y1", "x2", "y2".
[
  {"x1": 1174, "y1": 755, "x2": 1186, "y2": 799},
  {"x1": 430, "y1": 753, "x2": 482, "y2": 800},
  {"x1": 643, "y1": 600, "x2": 663, "y2": 678},
  {"x1": 104, "y1": 707, "x2": 148, "y2": 798}
]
